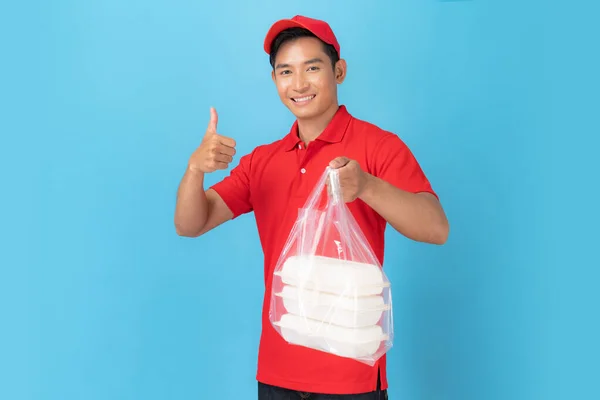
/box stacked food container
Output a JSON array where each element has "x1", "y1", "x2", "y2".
[{"x1": 271, "y1": 254, "x2": 393, "y2": 365}]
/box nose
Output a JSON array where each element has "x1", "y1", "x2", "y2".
[{"x1": 292, "y1": 71, "x2": 309, "y2": 93}]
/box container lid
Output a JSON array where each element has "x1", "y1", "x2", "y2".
[
  {"x1": 274, "y1": 313, "x2": 388, "y2": 344},
  {"x1": 274, "y1": 255, "x2": 389, "y2": 295},
  {"x1": 276, "y1": 285, "x2": 390, "y2": 312}
]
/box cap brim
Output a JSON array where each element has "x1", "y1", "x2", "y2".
[{"x1": 263, "y1": 19, "x2": 311, "y2": 54}]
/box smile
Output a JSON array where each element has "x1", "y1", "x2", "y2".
[{"x1": 291, "y1": 95, "x2": 316, "y2": 103}]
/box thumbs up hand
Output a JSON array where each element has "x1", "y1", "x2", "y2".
[{"x1": 188, "y1": 107, "x2": 237, "y2": 173}]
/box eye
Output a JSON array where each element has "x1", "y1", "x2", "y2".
[
  {"x1": 308, "y1": 66, "x2": 320, "y2": 71},
  {"x1": 280, "y1": 70, "x2": 291, "y2": 75}
]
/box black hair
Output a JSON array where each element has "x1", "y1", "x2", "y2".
[{"x1": 269, "y1": 27, "x2": 340, "y2": 70}]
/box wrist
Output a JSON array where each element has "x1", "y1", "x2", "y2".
[
  {"x1": 187, "y1": 165, "x2": 206, "y2": 179},
  {"x1": 358, "y1": 173, "x2": 378, "y2": 203}
]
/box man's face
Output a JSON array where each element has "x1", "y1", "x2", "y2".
[{"x1": 271, "y1": 37, "x2": 345, "y2": 120}]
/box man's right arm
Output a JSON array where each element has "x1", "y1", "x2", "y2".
[
  {"x1": 174, "y1": 107, "x2": 238, "y2": 237},
  {"x1": 174, "y1": 169, "x2": 233, "y2": 237}
]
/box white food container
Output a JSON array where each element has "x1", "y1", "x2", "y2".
[
  {"x1": 274, "y1": 313, "x2": 387, "y2": 359},
  {"x1": 276, "y1": 285, "x2": 389, "y2": 328},
  {"x1": 274, "y1": 255, "x2": 388, "y2": 296}
]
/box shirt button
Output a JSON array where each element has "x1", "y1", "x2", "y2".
[
  {"x1": 300, "y1": 168, "x2": 306, "y2": 174},
  {"x1": 298, "y1": 144, "x2": 302, "y2": 149}
]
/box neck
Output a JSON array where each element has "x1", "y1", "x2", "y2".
[{"x1": 297, "y1": 103, "x2": 339, "y2": 144}]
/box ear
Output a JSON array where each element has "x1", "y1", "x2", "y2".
[
  {"x1": 334, "y1": 59, "x2": 347, "y2": 84},
  {"x1": 271, "y1": 69, "x2": 276, "y2": 83}
]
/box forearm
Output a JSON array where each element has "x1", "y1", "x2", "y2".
[
  {"x1": 359, "y1": 174, "x2": 449, "y2": 244},
  {"x1": 174, "y1": 167, "x2": 209, "y2": 236}
]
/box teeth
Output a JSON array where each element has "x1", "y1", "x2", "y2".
[{"x1": 293, "y1": 95, "x2": 315, "y2": 102}]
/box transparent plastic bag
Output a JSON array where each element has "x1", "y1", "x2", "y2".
[{"x1": 269, "y1": 166, "x2": 393, "y2": 366}]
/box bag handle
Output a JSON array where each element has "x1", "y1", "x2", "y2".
[
  {"x1": 302, "y1": 166, "x2": 343, "y2": 212},
  {"x1": 297, "y1": 167, "x2": 345, "y2": 257}
]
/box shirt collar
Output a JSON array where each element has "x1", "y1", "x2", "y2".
[{"x1": 283, "y1": 105, "x2": 353, "y2": 151}]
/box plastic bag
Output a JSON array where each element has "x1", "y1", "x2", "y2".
[{"x1": 269, "y1": 166, "x2": 393, "y2": 366}]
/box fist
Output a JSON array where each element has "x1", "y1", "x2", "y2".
[
  {"x1": 188, "y1": 107, "x2": 237, "y2": 173},
  {"x1": 329, "y1": 157, "x2": 368, "y2": 203}
]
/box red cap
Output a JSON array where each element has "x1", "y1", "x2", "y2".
[{"x1": 263, "y1": 15, "x2": 340, "y2": 56}]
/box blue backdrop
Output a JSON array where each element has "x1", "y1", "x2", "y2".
[{"x1": 1, "y1": 1, "x2": 598, "y2": 399}]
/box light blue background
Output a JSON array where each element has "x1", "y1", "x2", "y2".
[{"x1": 1, "y1": 0, "x2": 598, "y2": 399}]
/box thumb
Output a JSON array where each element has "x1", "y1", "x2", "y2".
[
  {"x1": 329, "y1": 156, "x2": 350, "y2": 169},
  {"x1": 207, "y1": 107, "x2": 218, "y2": 133}
]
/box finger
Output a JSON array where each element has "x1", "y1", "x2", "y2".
[
  {"x1": 329, "y1": 156, "x2": 350, "y2": 169},
  {"x1": 212, "y1": 161, "x2": 229, "y2": 170},
  {"x1": 207, "y1": 107, "x2": 218, "y2": 132},
  {"x1": 216, "y1": 144, "x2": 236, "y2": 157},
  {"x1": 213, "y1": 153, "x2": 233, "y2": 164},
  {"x1": 217, "y1": 134, "x2": 236, "y2": 148}
]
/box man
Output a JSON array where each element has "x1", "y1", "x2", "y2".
[{"x1": 174, "y1": 15, "x2": 449, "y2": 399}]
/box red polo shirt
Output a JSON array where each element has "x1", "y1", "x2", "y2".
[{"x1": 210, "y1": 105, "x2": 436, "y2": 394}]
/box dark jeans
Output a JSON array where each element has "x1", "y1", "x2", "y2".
[{"x1": 258, "y1": 371, "x2": 388, "y2": 400}]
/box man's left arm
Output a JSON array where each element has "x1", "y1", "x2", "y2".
[
  {"x1": 362, "y1": 172, "x2": 448, "y2": 244},
  {"x1": 329, "y1": 136, "x2": 449, "y2": 245}
]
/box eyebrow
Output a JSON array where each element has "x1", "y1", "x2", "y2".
[{"x1": 275, "y1": 58, "x2": 325, "y2": 70}]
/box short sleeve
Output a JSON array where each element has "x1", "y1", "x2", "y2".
[
  {"x1": 209, "y1": 152, "x2": 253, "y2": 219},
  {"x1": 371, "y1": 133, "x2": 438, "y2": 199}
]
